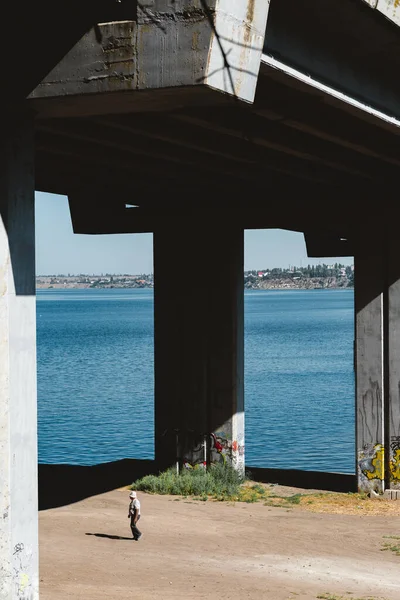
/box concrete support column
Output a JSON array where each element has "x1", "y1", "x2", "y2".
[
  {"x1": 154, "y1": 221, "x2": 244, "y2": 472},
  {"x1": 355, "y1": 233, "x2": 385, "y2": 494},
  {"x1": 0, "y1": 114, "x2": 38, "y2": 599},
  {"x1": 387, "y1": 227, "x2": 400, "y2": 490}
]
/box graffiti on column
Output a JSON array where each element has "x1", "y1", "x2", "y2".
[
  {"x1": 12, "y1": 542, "x2": 35, "y2": 599},
  {"x1": 210, "y1": 432, "x2": 244, "y2": 467},
  {"x1": 183, "y1": 435, "x2": 207, "y2": 470},
  {"x1": 359, "y1": 438, "x2": 400, "y2": 490},
  {"x1": 358, "y1": 443, "x2": 384, "y2": 491},
  {"x1": 163, "y1": 428, "x2": 244, "y2": 469},
  {"x1": 210, "y1": 432, "x2": 228, "y2": 464},
  {"x1": 390, "y1": 436, "x2": 400, "y2": 484}
]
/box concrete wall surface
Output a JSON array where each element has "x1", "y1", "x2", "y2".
[
  {"x1": 0, "y1": 117, "x2": 38, "y2": 600},
  {"x1": 30, "y1": 0, "x2": 271, "y2": 108}
]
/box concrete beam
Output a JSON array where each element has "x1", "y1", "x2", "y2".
[
  {"x1": 0, "y1": 114, "x2": 38, "y2": 599},
  {"x1": 304, "y1": 233, "x2": 354, "y2": 258},
  {"x1": 264, "y1": 0, "x2": 400, "y2": 121},
  {"x1": 29, "y1": 0, "x2": 271, "y2": 116},
  {"x1": 68, "y1": 192, "x2": 154, "y2": 234},
  {"x1": 205, "y1": 0, "x2": 270, "y2": 101}
]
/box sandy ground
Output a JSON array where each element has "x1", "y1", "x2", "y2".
[{"x1": 39, "y1": 486, "x2": 400, "y2": 600}]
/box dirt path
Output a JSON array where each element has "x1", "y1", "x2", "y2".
[{"x1": 39, "y1": 488, "x2": 400, "y2": 600}]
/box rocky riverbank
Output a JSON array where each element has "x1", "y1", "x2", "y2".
[
  {"x1": 36, "y1": 271, "x2": 353, "y2": 291},
  {"x1": 245, "y1": 276, "x2": 353, "y2": 290}
]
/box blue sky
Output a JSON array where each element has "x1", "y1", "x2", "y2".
[{"x1": 35, "y1": 192, "x2": 353, "y2": 275}]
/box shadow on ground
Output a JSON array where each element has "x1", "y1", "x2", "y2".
[
  {"x1": 85, "y1": 533, "x2": 133, "y2": 541},
  {"x1": 39, "y1": 458, "x2": 157, "y2": 510},
  {"x1": 39, "y1": 459, "x2": 357, "y2": 510},
  {"x1": 248, "y1": 467, "x2": 357, "y2": 493}
]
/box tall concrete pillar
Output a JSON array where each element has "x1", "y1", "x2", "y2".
[
  {"x1": 387, "y1": 227, "x2": 400, "y2": 490},
  {"x1": 0, "y1": 114, "x2": 38, "y2": 599},
  {"x1": 355, "y1": 233, "x2": 385, "y2": 494},
  {"x1": 154, "y1": 221, "x2": 244, "y2": 473}
]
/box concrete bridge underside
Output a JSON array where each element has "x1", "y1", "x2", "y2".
[{"x1": 2, "y1": 0, "x2": 400, "y2": 597}]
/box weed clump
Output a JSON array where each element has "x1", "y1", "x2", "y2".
[
  {"x1": 132, "y1": 462, "x2": 245, "y2": 501},
  {"x1": 381, "y1": 535, "x2": 400, "y2": 556}
]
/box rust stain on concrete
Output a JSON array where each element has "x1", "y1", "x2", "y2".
[
  {"x1": 236, "y1": 0, "x2": 257, "y2": 91},
  {"x1": 246, "y1": 0, "x2": 255, "y2": 25},
  {"x1": 244, "y1": 0, "x2": 255, "y2": 44},
  {"x1": 192, "y1": 31, "x2": 200, "y2": 51}
]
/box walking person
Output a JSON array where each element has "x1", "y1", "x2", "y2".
[{"x1": 128, "y1": 491, "x2": 142, "y2": 541}]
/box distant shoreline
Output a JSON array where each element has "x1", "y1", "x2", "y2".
[
  {"x1": 244, "y1": 278, "x2": 353, "y2": 291},
  {"x1": 36, "y1": 265, "x2": 354, "y2": 291},
  {"x1": 36, "y1": 279, "x2": 353, "y2": 291}
]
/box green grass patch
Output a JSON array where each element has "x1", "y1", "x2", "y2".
[
  {"x1": 237, "y1": 483, "x2": 268, "y2": 503},
  {"x1": 262, "y1": 492, "x2": 306, "y2": 509},
  {"x1": 286, "y1": 493, "x2": 302, "y2": 504},
  {"x1": 131, "y1": 465, "x2": 314, "y2": 505},
  {"x1": 132, "y1": 466, "x2": 317, "y2": 506},
  {"x1": 132, "y1": 463, "x2": 244, "y2": 501},
  {"x1": 381, "y1": 535, "x2": 400, "y2": 556}
]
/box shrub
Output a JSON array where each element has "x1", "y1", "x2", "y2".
[{"x1": 132, "y1": 462, "x2": 245, "y2": 500}]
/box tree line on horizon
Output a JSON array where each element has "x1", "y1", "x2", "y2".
[
  {"x1": 37, "y1": 263, "x2": 354, "y2": 285},
  {"x1": 244, "y1": 263, "x2": 354, "y2": 282}
]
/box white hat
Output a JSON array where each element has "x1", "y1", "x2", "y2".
[{"x1": 129, "y1": 491, "x2": 137, "y2": 498}]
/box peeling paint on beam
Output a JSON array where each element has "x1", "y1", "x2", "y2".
[
  {"x1": 30, "y1": 0, "x2": 271, "y2": 111},
  {"x1": 205, "y1": 0, "x2": 270, "y2": 102},
  {"x1": 31, "y1": 16, "x2": 211, "y2": 98}
]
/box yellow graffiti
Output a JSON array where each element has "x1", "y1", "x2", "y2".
[
  {"x1": 363, "y1": 444, "x2": 384, "y2": 480},
  {"x1": 390, "y1": 449, "x2": 400, "y2": 483},
  {"x1": 19, "y1": 573, "x2": 29, "y2": 592}
]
